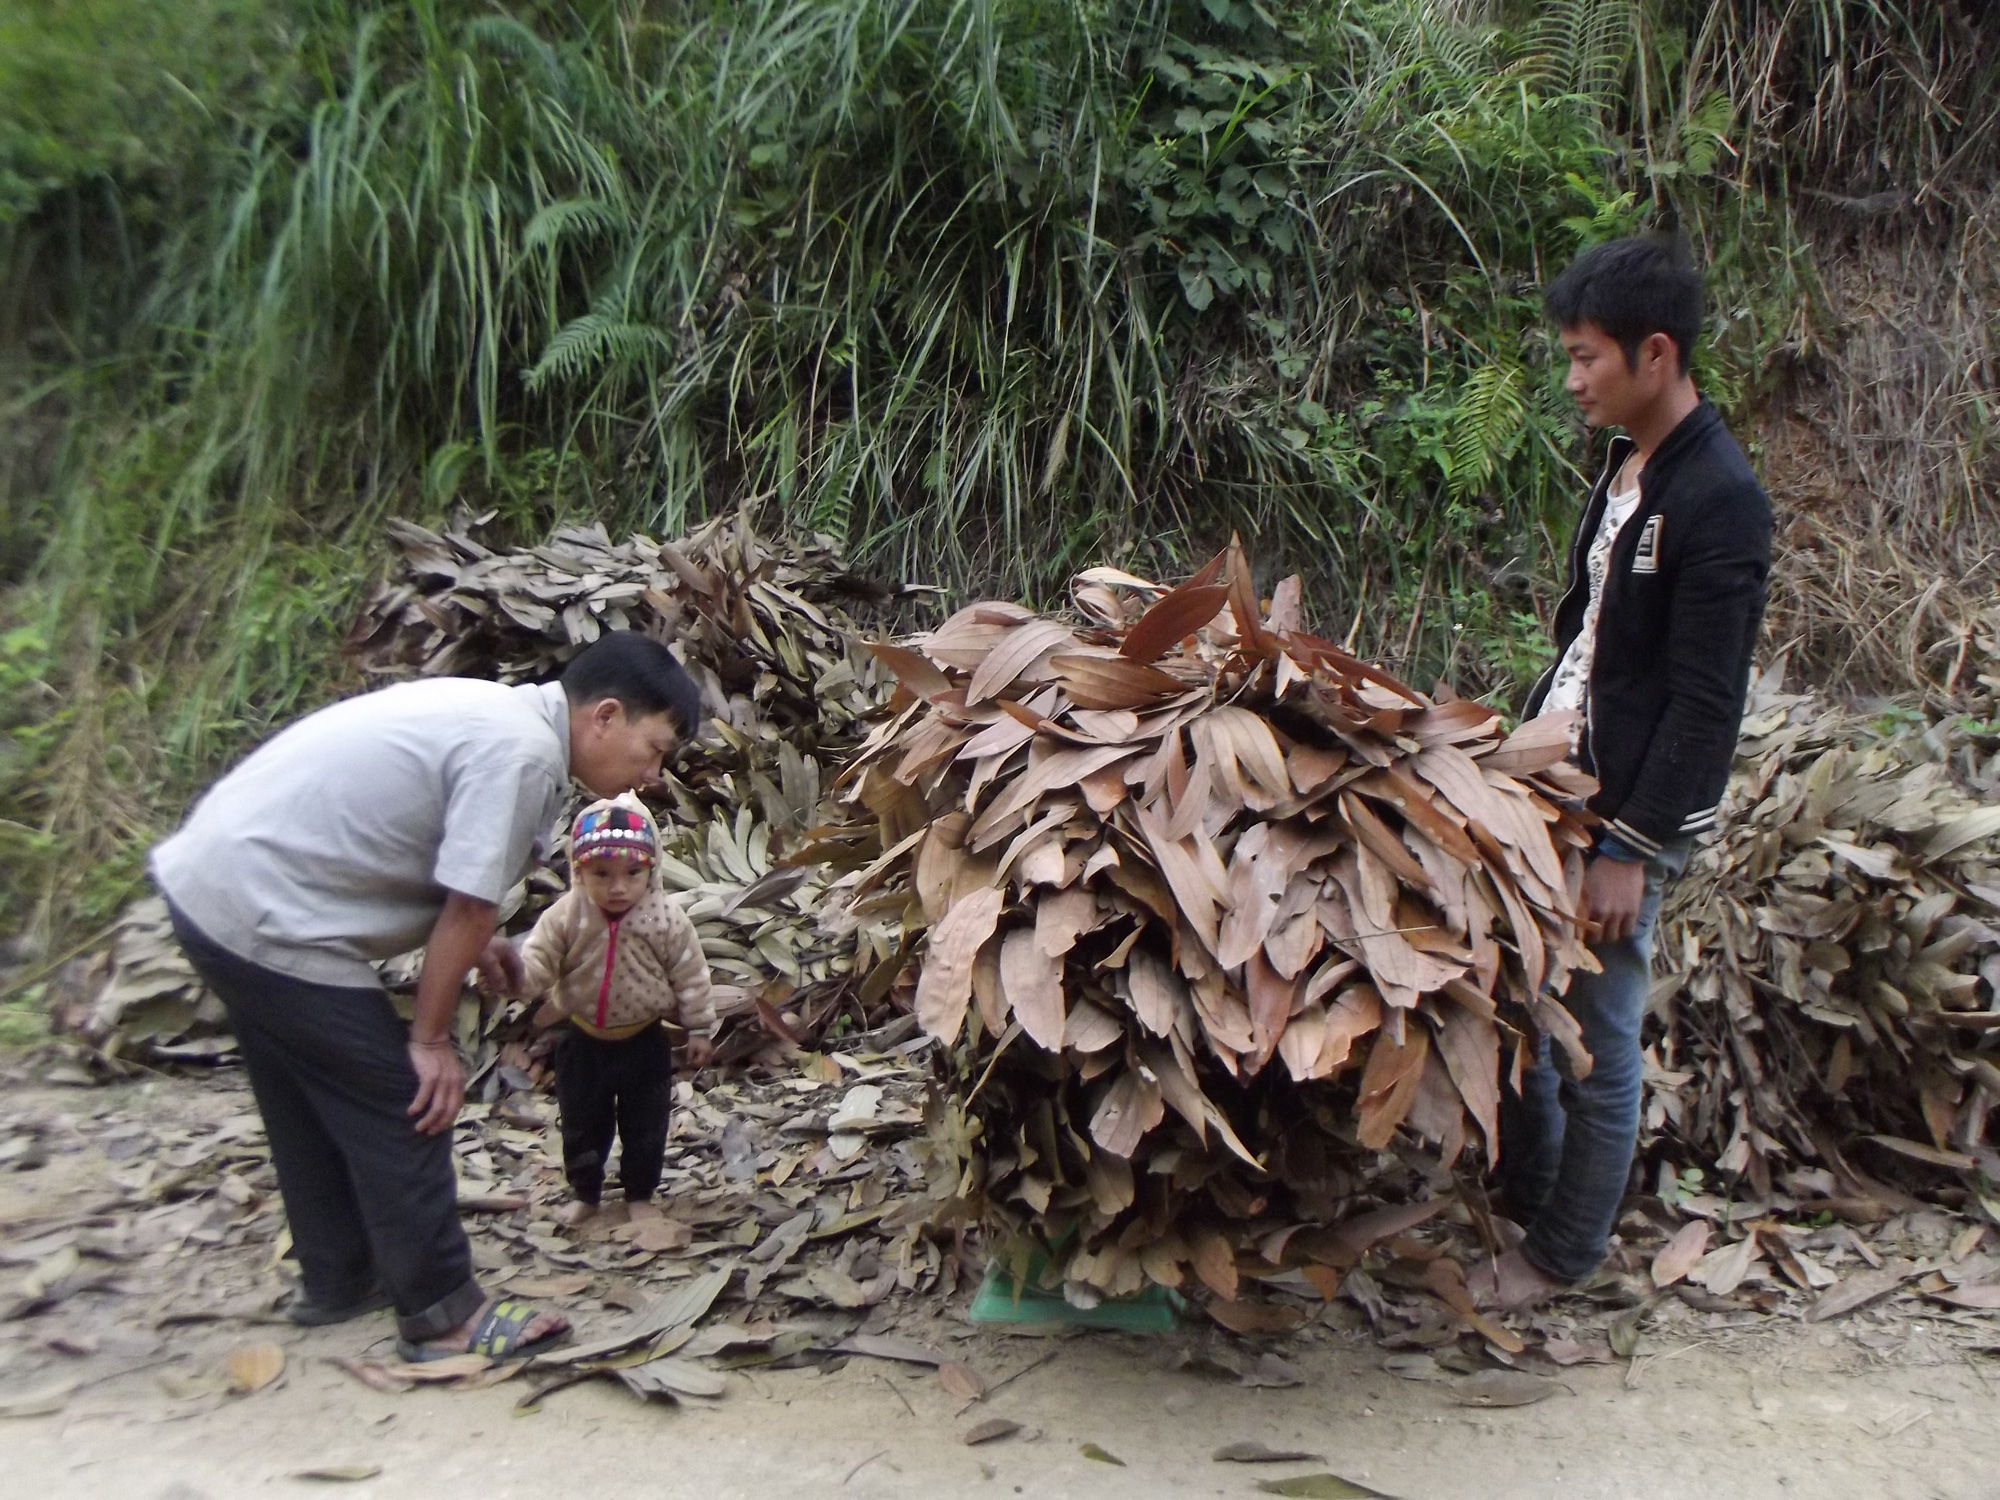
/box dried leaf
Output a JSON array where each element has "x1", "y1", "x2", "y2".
[
  {"x1": 1214, "y1": 1442, "x2": 1327, "y2": 1463},
  {"x1": 1355, "y1": 1025, "x2": 1431, "y2": 1149},
  {"x1": 966, "y1": 619, "x2": 1076, "y2": 705},
  {"x1": 1449, "y1": 1369, "x2": 1558, "y2": 1407},
  {"x1": 1255, "y1": 1476, "x2": 1398, "y2": 1498},
  {"x1": 833, "y1": 1335, "x2": 946, "y2": 1367},
  {"x1": 226, "y1": 1342, "x2": 286, "y2": 1394},
  {"x1": 0, "y1": 1378, "x2": 76, "y2": 1418},
  {"x1": 1047, "y1": 653, "x2": 1188, "y2": 711},
  {"x1": 1089, "y1": 1068, "x2": 1165, "y2": 1158},
  {"x1": 1191, "y1": 1231, "x2": 1239, "y2": 1301},
  {"x1": 938, "y1": 1361, "x2": 987, "y2": 1401},
  {"x1": 1238, "y1": 1353, "x2": 1307, "y2": 1388},
  {"x1": 1540, "y1": 1339, "x2": 1614, "y2": 1367},
  {"x1": 1926, "y1": 1283, "x2": 2000, "y2": 1309},
  {"x1": 619, "y1": 1357, "x2": 726, "y2": 1400},
  {"x1": 915, "y1": 886, "x2": 1006, "y2": 1045},
  {"x1": 1000, "y1": 927, "x2": 1066, "y2": 1050},
  {"x1": 1481, "y1": 712, "x2": 1578, "y2": 775},
  {"x1": 1208, "y1": 1299, "x2": 1306, "y2": 1335},
  {"x1": 1382, "y1": 1353, "x2": 1447, "y2": 1382},
  {"x1": 1808, "y1": 1266, "x2": 1911, "y2": 1322},
  {"x1": 1651, "y1": 1221, "x2": 1711, "y2": 1289},
  {"x1": 963, "y1": 1418, "x2": 1022, "y2": 1445},
  {"x1": 865, "y1": 641, "x2": 952, "y2": 700},
  {"x1": 327, "y1": 1357, "x2": 415, "y2": 1394},
  {"x1": 288, "y1": 1466, "x2": 384, "y2": 1483},
  {"x1": 1121, "y1": 583, "x2": 1230, "y2": 664}
]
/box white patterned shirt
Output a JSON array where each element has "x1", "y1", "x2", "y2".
[{"x1": 1541, "y1": 469, "x2": 1643, "y2": 746}]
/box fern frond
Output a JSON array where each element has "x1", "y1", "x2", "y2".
[
  {"x1": 1447, "y1": 361, "x2": 1528, "y2": 499},
  {"x1": 525, "y1": 313, "x2": 673, "y2": 391}
]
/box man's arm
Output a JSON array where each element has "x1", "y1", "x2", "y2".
[
  {"x1": 1584, "y1": 485, "x2": 1769, "y2": 941},
  {"x1": 1602, "y1": 489, "x2": 1770, "y2": 856},
  {"x1": 407, "y1": 890, "x2": 499, "y2": 1135}
]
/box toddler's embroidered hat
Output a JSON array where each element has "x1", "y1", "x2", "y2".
[{"x1": 571, "y1": 799, "x2": 657, "y2": 866}]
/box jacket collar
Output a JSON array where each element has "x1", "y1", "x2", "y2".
[{"x1": 1611, "y1": 396, "x2": 1720, "y2": 485}]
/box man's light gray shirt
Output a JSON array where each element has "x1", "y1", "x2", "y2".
[{"x1": 151, "y1": 679, "x2": 571, "y2": 987}]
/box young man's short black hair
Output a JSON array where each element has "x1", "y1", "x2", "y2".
[
  {"x1": 1545, "y1": 234, "x2": 1705, "y2": 374},
  {"x1": 561, "y1": 632, "x2": 705, "y2": 736}
]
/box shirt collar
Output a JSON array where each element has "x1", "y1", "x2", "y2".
[{"x1": 517, "y1": 681, "x2": 572, "y2": 783}]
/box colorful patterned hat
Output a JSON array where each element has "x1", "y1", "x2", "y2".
[{"x1": 571, "y1": 800, "x2": 657, "y2": 866}]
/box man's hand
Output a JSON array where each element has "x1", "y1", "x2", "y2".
[
  {"x1": 682, "y1": 1035, "x2": 716, "y2": 1070},
  {"x1": 407, "y1": 1039, "x2": 466, "y2": 1135},
  {"x1": 1580, "y1": 854, "x2": 1648, "y2": 945},
  {"x1": 408, "y1": 891, "x2": 500, "y2": 1136},
  {"x1": 475, "y1": 936, "x2": 525, "y2": 997}
]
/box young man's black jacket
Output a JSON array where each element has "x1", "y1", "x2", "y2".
[{"x1": 1523, "y1": 398, "x2": 1773, "y2": 861}]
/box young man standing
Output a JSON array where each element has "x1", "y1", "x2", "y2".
[
  {"x1": 152, "y1": 632, "x2": 703, "y2": 1359},
  {"x1": 1481, "y1": 236, "x2": 1773, "y2": 1307}
]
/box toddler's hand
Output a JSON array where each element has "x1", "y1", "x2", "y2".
[{"x1": 683, "y1": 1036, "x2": 716, "y2": 1069}]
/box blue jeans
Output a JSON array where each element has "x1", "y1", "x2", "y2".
[{"x1": 1500, "y1": 841, "x2": 1689, "y2": 1283}]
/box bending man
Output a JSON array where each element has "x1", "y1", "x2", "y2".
[{"x1": 152, "y1": 632, "x2": 702, "y2": 1359}]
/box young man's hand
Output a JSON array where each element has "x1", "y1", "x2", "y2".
[
  {"x1": 475, "y1": 936, "x2": 526, "y2": 997},
  {"x1": 407, "y1": 1039, "x2": 466, "y2": 1135},
  {"x1": 1580, "y1": 854, "x2": 1648, "y2": 945},
  {"x1": 682, "y1": 1035, "x2": 716, "y2": 1069}
]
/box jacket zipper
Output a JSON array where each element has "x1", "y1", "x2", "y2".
[{"x1": 595, "y1": 913, "x2": 622, "y2": 1029}]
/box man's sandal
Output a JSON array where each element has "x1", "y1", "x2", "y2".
[{"x1": 396, "y1": 1298, "x2": 570, "y2": 1364}]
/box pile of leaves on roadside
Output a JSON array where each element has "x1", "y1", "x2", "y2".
[
  {"x1": 10, "y1": 1032, "x2": 2000, "y2": 1435},
  {"x1": 0, "y1": 1019, "x2": 1012, "y2": 1419},
  {"x1": 816, "y1": 541, "x2": 1602, "y2": 1314},
  {"x1": 44, "y1": 899, "x2": 232, "y2": 1065},
  {"x1": 1640, "y1": 662, "x2": 2000, "y2": 1201},
  {"x1": 49, "y1": 511, "x2": 922, "y2": 1065}
]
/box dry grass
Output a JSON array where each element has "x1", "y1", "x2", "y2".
[{"x1": 1756, "y1": 204, "x2": 2000, "y2": 708}]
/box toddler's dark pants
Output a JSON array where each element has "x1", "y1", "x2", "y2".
[{"x1": 554, "y1": 1022, "x2": 673, "y2": 1204}]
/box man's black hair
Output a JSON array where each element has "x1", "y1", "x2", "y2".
[
  {"x1": 560, "y1": 632, "x2": 705, "y2": 736},
  {"x1": 1545, "y1": 234, "x2": 1705, "y2": 374}
]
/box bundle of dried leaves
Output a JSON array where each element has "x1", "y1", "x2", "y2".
[
  {"x1": 820, "y1": 543, "x2": 1600, "y2": 1303},
  {"x1": 46, "y1": 899, "x2": 229, "y2": 1064},
  {"x1": 1645, "y1": 663, "x2": 2000, "y2": 1196}
]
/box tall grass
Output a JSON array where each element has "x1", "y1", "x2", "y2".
[{"x1": 2, "y1": 0, "x2": 1994, "y2": 948}]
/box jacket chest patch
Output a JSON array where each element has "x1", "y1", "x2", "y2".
[{"x1": 1630, "y1": 515, "x2": 1663, "y2": 574}]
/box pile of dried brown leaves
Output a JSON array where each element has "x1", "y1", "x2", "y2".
[
  {"x1": 820, "y1": 542, "x2": 1601, "y2": 1306},
  {"x1": 0, "y1": 1038, "x2": 1005, "y2": 1419},
  {"x1": 1645, "y1": 662, "x2": 2000, "y2": 1197}
]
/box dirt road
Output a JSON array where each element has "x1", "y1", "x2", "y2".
[{"x1": 3, "y1": 1070, "x2": 1996, "y2": 1500}]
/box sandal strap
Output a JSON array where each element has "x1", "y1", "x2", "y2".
[{"x1": 467, "y1": 1299, "x2": 540, "y2": 1358}]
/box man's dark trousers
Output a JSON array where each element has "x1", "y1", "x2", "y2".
[{"x1": 168, "y1": 906, "x2": 485, "y2": 1343}]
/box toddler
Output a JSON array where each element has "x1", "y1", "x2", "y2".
[{"x1": 519, "y1": 796, "x2": 715, "y2": 1225}]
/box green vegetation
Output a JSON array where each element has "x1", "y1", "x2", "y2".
[{"x1": 3, "y1": 0, "x2": 1993, "y2": 948}]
